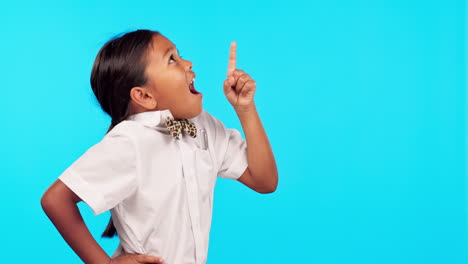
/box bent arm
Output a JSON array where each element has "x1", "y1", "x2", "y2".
[
  {"x1": 40, "y1": 179, "x2": 111, "y2": 264},
  {"x1": 236, "y1": 105, "x2": 278, "y2": 193},
  {"x1": 223, "y1": 43, "x2": 278, "y2": 194}
]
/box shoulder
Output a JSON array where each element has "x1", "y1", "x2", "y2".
[
  {"x1": 104, "y1": 121, "x2": 140, "y2": 146},
  {"x1": 106, "y1": 119, "x2": 171, "y2": 150}
]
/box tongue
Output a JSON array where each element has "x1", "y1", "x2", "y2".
[{"x1": 189, "y1": 83, "x2": 200, "y2": 94}]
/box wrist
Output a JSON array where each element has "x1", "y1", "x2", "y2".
[{"x1": 234, "y1": 103, "x2": 256, "y2": 115}]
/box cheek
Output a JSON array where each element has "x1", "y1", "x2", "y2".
[
  {"x1": 160, "y1": 69, "x2": 186, "y2": 86},
  {"x1": 152, "y1": 69, "x2": 190, "y2": 103},
  {"x1": 155, "y1": 75, "x2": 185, "y2": 92},
  {"x1": 159, "y1": 81, "x2": 189, "y2": 104}
]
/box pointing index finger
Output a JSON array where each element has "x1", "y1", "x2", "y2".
[{"x1": 227, "y1": 41, "x2": 236, "y2": 78}]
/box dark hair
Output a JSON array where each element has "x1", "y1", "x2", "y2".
[{"x1": 90, "y1": 29, "x2": 160, "y2": 238}]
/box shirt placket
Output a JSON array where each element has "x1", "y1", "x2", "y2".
[{"x1": 177, "y1": 139, "x2": 204, "y2": 264}]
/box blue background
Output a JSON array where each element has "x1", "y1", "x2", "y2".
[{"x1": 1, "y1": 0, "x2": 466, "y2": 263}]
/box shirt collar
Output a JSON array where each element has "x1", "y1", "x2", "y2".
[{"x1": 126, "y1": 109, "x2": 174, "y2": 129}]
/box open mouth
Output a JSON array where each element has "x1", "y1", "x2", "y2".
[{"x1": 189, "y1": 77, "x2": 201, "y2": 95}]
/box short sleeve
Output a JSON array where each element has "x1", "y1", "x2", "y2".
[
  {"x1": 211, "y1": 118, "x2": 248, "y2": 180},
  {"x1": 58, "y1": 134, "x2": 138, "y2": 215}
]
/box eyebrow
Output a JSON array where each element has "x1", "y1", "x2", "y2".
[{"x1": 163, "y1": 46, "x2": 177, "y2": 58}]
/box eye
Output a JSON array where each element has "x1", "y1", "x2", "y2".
[{"x1": 169, "y1": 55, "x2": 176, "y2": 64}]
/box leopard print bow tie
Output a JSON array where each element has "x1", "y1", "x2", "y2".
[{"x1": 165, "y1": 116, "x2": 197, "y2": 140}]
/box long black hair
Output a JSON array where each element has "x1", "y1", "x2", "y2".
[{"x1": 90, "y1": 29, "x2": 160, "y2": 238}]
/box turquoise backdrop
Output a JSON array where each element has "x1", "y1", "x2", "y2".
[{"x1": 1, "y1": 0, "x2": 466, "y2": 263}]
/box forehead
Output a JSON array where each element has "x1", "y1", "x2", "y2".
[{"x1": 147, "y1": 34, "x2": 175, "y2": 59}]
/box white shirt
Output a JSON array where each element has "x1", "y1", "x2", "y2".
[{"x1": 58, "y1": 109, "x2": 248, "y2": 264}]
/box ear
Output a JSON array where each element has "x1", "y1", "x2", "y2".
[{"x1": 129, "y1": 87, "x2": 158, "y2": 110}]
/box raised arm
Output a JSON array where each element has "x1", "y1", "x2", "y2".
[{"x1": 223, "y1": 42, "x2": 278, "y2": 193}]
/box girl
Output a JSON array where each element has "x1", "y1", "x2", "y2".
[{"x1": 41, "y1": 29, "x2": 278, "y2": 264}]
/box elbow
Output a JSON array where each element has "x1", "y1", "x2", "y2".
[
  {"x1": 40, "y1": 180, "x2": 81, "y2": 212},
  {"x1": 40, "y1": 182, "x2": 66, "y2": 213},
  {"x1": 258, "y1": 187, "x2": 276, "y2": 194},
  {"x1": 260, "y1": 183, "x2": 277, "y2": 194},
  {"x1": 257, "y1": 174, "x2": 278, "y2": 194},
  {"x1": 40, "y1": 189, "x2": 55, "y2": 213}
]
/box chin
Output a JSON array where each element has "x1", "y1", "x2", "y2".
[{"x1": 188, "y1": 105, "x2": 203, "y2": 119}]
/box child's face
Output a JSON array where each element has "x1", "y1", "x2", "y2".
[{"x1": 141, "y1": 34, "x2": 203, "y2": 119}]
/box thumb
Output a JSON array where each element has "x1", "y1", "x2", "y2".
[
  {"x1": 226, "y1": 76, "x2": 234, "y2": 87},
  {"x1": 223, "y1": 77, "x2": 234, "y2": 94}
]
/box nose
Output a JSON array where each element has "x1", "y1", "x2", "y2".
[{"x1": 184, "y1": 59, "x2": 193, "y2": 71}]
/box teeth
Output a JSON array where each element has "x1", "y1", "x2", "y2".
[{"x1": 192, "y1": 77, "x2": 195, "y2": 83}]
